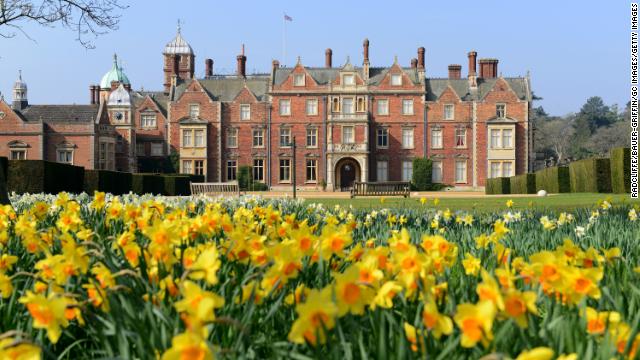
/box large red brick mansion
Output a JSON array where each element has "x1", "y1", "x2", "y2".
[{"x1": 0, "y1": 28, "x2": 533, "y2": 190}]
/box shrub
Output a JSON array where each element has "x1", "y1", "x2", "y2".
[
  {"x1": 8, "y1": 160, "x2": 84, "y2": 194},
  {"x1": 0, "y1": 157, "x2": 9, "y2": 205},
  {"x1": 485, "y1": 177, "x2": 510, "y2": 194},
  {"x1": 569, "y1": 158, "x2": 612, "y2": 193},
  {"x1": 535, "y1": 166, "x2": 571, "y2": 193},
  {"x1": 412, "y1": 158, "x2": 433, "y2": 191},
  {"x1": 132, "y1": 173, "x2": 164, "y2": 195},
  {"x1": 237, "y1": 165, "x2": 252, "y2": 190},
  {"x1": 84, "y1": 170, "x2": 133, "y2": 195},
  {"x1": 510, "y1": 174, "x2": 536, "y2": 194},
  {"x1": 610, "y1": 147, "x2": 631, "y2": 193},
  {"x1": 163, "y1": 175, "x2": 191, "y2": 196}
]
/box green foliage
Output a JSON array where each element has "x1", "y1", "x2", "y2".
[
  {"x1": 237, "y1": 165, "x2": 251, "y2": 190},
  {"x1": 509, "y1": 173, "x2": 536, "y2": 194},
  {"x1": 8, "y1": 160, "x2": 84, "y2": 194},
  {"x1": 163, "y1": 175, "x2": 191, "y2": 196},
  {"x1": 535, "y1": 166, "x2": 571, "y2": 193},
  {"x1": 569, "y1": 158, "x2": 612, "y2": 193},
  {"x1": 485, "y1": 177, "x2": 510, "y2": 194},
  {"x1": 131, "y1": 173, "x2": 164, "y2": 195},
  {"x1": 610, "y1": 147, "x2": 631, "y2": 193},
  {"x1": 412, "y1": 158, "x2": 432, "y2": 191},
  {"x1": 84, "y1": 170, "x2": 133, "y2": 195},
  {"x1": 0, "y1": 157, "x2": 10, "y2": 204}
]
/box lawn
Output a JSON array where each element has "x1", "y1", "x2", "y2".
[{"x1": 302, "y1": 193, "x2": 639, "y2": 212}]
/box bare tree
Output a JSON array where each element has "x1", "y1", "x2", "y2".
[
  {"x1": 0, "y1": 0, "x2": 127, "y2": 48},
  {"x1": 536, "y1": 117, "x2": 575, "y2": 165},
  {"x1": 587, "y1": 121, "x2": 630, "y2": 157}
]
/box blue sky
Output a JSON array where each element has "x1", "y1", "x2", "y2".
[{"x1": 0, "y1": 0, "x2": 628, "y2": 115}]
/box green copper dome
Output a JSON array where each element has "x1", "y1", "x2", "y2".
[{"x1": 100, "y1": 54, "x2": 130, "y2": 89}]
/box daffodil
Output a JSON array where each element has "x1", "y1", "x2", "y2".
[
  {"x1": 288, "y1": 287, "x2": 337, "y2": 345},
  {"x1": 454, "y1": 300, "x2": 496, "y2": 348},
  {"x1": 19, "y1": 291, "x2": 69, "y2": 344},
  {"x1": 161, "y1": 331, "x2": 213, "y2": 360},
  {"x1": 515, "y1": 347, "x2": 554, "y2": 360}
]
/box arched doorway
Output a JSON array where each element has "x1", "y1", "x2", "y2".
[{"x1": 335, "y1": 157, "x2": 361, "y2": 191}]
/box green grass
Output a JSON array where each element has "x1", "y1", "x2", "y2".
[{"x1": 303, "y1": 193, "x2": 639, "y2": 212}]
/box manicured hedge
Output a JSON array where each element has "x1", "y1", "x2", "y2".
[
  {"x1": 485, "y1": 177, "x2": 510, "y2": 194},
  {"x1": 569, "y1": 158, "x2": 612, "y2": 193},
  {"x1": 84, "y1": 170, "x2": 133, "y2": 195},
  {"x1": 535, "y1": 166, "x2": 571, "y2": 193},
  {"x1": 0, "y1": 157, "x2": 9, "y2": 204},
  {"x1": 510, "y1": 173, "x2": 536, "y2": 194},
  {"x1": 8, "y1": 160, "x2": 84, "y2": 194},
  {"x1": 163, "y1": 175, "x2": 191, "y2": 196},
  {"x1": 610, "y1": 147, "x2": 631, "y2": 193},
  {"x1": 412, "y1": 158, "x2": 433, "y2": 191},
  {"x1": 132, "y1": 173, "x2": 165, "y2": 195}
]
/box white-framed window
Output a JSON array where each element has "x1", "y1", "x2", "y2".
[
  {"x1": 240, "y1": 104, "x2": 251, "y2": 120},
  {"x1": 194, "y1": 129, "x2": 205, "y2": 147},
  {"x1": 343, "y1": 74, "x2": 355, "y2": 86},
  {"x1": 57, "y1": 149, "x2": 73, "y2": 164},
  {"x1": 455, "y1": 128, "x2": 466, "y2": 148},
  {"x1": 377, "y1": 160, "x2": 388, "y2": 181},
  {"x1": 490, "y1": 129, "x2": 501, "y2": 149},
  {"x1": 252, "y1": 129, "x2": 264, "y2": 147},
  {"x1": 226, "y1": 160, "x2": 237, "y2": 181},
  {"x1": 10, "y1": 150, "x2": 26, "y2": 160},
  {"x1": 402, "y1": 161, "x2": 413, "y2": 182},
  {"x1": 294, "y1": 74, "x2": 305, "y2": 86},
  {"x1": 342, "y1": 98, "x2": 354, "y2": 114},
  {"x1": 490, "y1": 162, "x2": 501, "y2": 178},
  {"x1": 189, "y1": 104, "x2": 200, "y2": 119},
  {"x1": 342, "y1": 126, "x2": 354, "y2": 144},
  {"x1": 502, "y1": 161, "x2": 513, "y2": 177},
  {"x1": 279, "y1": 159, "x2": 291, "y2": 182},
  {"x1": 496, "y1": 104, "x2": 506, "y2": 118},
  {"x1": 431, "y1": 128, "x2": 443, "y2": 149},
  {"x1": 151, "y1": 143, "x2": 164, "y2": 156},
  {"x1": 455, "y1": 160, "x2": 467, "y2": 183},
  {"x1": 502, "y1": 129, "x2": 513, "y2": 148},
  {"x1": 444, "y1": 104, "x2": 454, "y2": 120},
  {"x1": 377, "y1": 128, "x2": 388, "y2": 148},
  {"x1": 356, "y1": 97, "x2": 365, "y2": 112},
  {"x1": 182, "y1": 160, "x2": 192, "y2": 174},
  {"x1": 306, "y1": 159, "x2": 317, "y2": 182},
  {"x1": 402, "y1": 99, "x2": 414, "y2": 115},
  {"x1": 182, "y1": 130, "x2": 192, "y2": 147},
  {"x1": 137, "y1": 142, "x2": 145, "y2": 156},
  {"x1": 391, "y1": 74, "x2": 402, "y2": 86},
  {"x1": 253, "y1": 159, "x2": 264, "y2": 181},
  {"x1": 306, "y1": 99, "x2": 318, "y2": 115},
  {"x1": 227, "y1": 128, "x2": 238, "y2": 148},
  {"x1": 402, "y1": 128, "x2": 414, "y2": 149},
  {"x1": 279, "y1": 99, "x2": 291, "y2": 115},
  {"x1": 489, "y1": 128, "x2": 514, "y2": 149},
  {"x1": 488, "y1": 161, "x2": 514, "y2": 178},
  {"x1": 432, "y1": 161, "x2": 443, "y2": 183},
  {"x1": 280, "y1": 128, "x2": 291, "y2": 147},
  {"x1": 141, "y1": 113, "x2": 157, "y2": 128},
  {"x1": 306, "y1": 128, "x2": 317, "y2": 148},
  {"x1": 194, "y1": 160, "x2": 204, "y2": 175},
  {"x1": 377, "y1": 99, "x2": 389, "y2": 115}
]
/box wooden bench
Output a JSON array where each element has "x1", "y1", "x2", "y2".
[
  {"x1": 190, "y1": 182, "x2": 241, "y2": 197},
  {"x1": 350, "y1": 181, "x2": 411, "y2": 198}
]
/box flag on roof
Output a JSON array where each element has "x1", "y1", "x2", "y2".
[{"x1": 284, "y1": 14, "x2": 293, "y2": 21}]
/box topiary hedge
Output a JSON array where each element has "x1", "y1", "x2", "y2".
[
  {"x1": 569, "y1": 158, "x2": 612, "y2": 193},
  {"x1": 412, "y1": 158, "x2": 433, "y2": 191},
  {"x1": 8, "y1": 160, "x2": 84, "y2": 194},
  {"x1": 84, "y1": 170, "x2": 133, "y2": 195},
  {"x1": 510, "y1": 173, "x2": 536, "y2": 194},
  {"x1": 163, "y1": 175, "x2": 191, "y2": 196},
  {"x1": 535, "y1": 166, "x2": 571, "y2": 193},
  {"x1": 485, "y1": 177, "x2": 510, "y2": 194},
  {"x1": 610, "y1": 147, "x2": 631, "y2": 193},
  {"x1": 0, "y1": 157, "x2": 9, "y2": 204},
  {"x1": 132, "y1": 173, "x2": 165, "y2": 195}
]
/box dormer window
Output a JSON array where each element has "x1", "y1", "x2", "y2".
[
  {"x1": 391, "y1": 74, "x2": 402, "y2": 86},
  {"x1": 343, "y1": 74, "x2": 355, "y2": 86},
  {"x1": 240, "y1": 104, "x2": 251, "y2": 120},
  {"x1": 496, "y1": 104, "x2": 506, "y2": 118},
  {"x1": 293, "y1": 74, "x2": 305, "y2": 86},
  {"x1": 189, "y1": 104, "x2": 200, "y2": 119}
]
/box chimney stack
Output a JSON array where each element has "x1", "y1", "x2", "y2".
[
  {"x1": 478, "y1": 58, "x2": 498, "y2": 78},
  {"x1": 237, "y1": 44, "x2": 247, "y2": 77},
  {"x1": 90, "y1": 85, "x2": 96, "y2": 105},
  {"x1": 410, "y1": 58, "x2": 418, "y2": 69},
  {"x1": 468, "y1": 51, "x2": 477, "y2": 76},
  {"x1": 272, "y1": 60, "x2": 280, "y2": 73},
  {"x1": 417, "y1": 47, "x2": 425, "y2": 69},
  {"x1": 363, "y1": 38, "x2": 370, "y2": 63},
  {"x1": 448, "y1": 64, "x2": 462, "y2": 79},
  {"x1": 325, "y1": 48, "x2": 332, "y2": 68},
  {"x1": 205, "y1": 58, "x2": 213, "y2": 77}
]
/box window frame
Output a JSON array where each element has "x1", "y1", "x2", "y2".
[
  {"x1": 279, "y1": 128, "x2": 292, "y2": 148},
  {"x1": 226, "y1": 159, "x2": 237, "y2": 181},
  {"x1": 56, "y1": 149, "x2": 73, "y2": 164},
  {"x1": 444, "y1": 104, "x2": 455, "y2": 120},
  {"x1": 431, "y1": 128, "x2": 443, "y2": 149},
  {"x1": 194, "y1": 129, "x2": 205, "y2": 148},
  {"x1": 306, "y1": 128, "x2": 318, "y2": 148},
  {"x1": 376, "y1": 127, "x2": 389, "y2": 148},
  {"x1": 454, "y1": 160, "x2": 467, "y2": 183},
  {"x1": 150, "y1": 142, "x2": 164, "y2": 156},
  {"x1": 376, "y1": 160, "x2": 388, "y2": 182},
  {"x1": 252, "y1": 159, "x2": 265, "y2": 182},
  {"x1": 279, "y1": 99, "x2": 291, "y2": 116},
  {"x1": 182, "y1": 129, "x2": 193, "y2": 147},
  {"x1": 240, "y1": 104, "x2": 251, "y2": 120},
  {"x1": 342, "y1": 97, "x2": 355, "y2": 114},
  {"x1": 306, "y1": 98, "x2": 318, "y2": 116},
  {"x1": 226, "y1": 128, "x2": 238, "y2": 148},
  {"x1": 342, "y1": 125, "x2": 355, "y2": 144},
  {"x1": 401, "y1": 99, "x2": 414, "y2": 115},
  {"x1": 390, "y1": 74, "x2": 402, "y2": 86},
  {"x1": 252, "y1": 129, "x2": 264, "y2": 148},
  {"x1": 279, "y1": 158, "x2": 291, "y2": 182},
  {"x1": 343, "y1": 74, "x2": 355, "y2": 86},
  {"x1": 306, "y1": 159, "x2": 317, "y2": 183},
  {"x1": 432, "y1": 160, "x2": 443, "y2": 183},
  {"x1": 293, "y1": 73, "x2": 305, "y2": 87},
  {"x1": 402, "y1": 161, "x2": 413, "y2": 182},
  {"x1": 189, "y1": 104, "x2": 200, "y2": 119},
  {"x1": 496, "y1": 103, "x2": 506, "y2": 118},
  {"x1": 377, "y1": 99, "x2": 389, "y2": 116},
  {"x1": 455, "y1": 127, "x2": 467, "y2": 148},
  {"x1": 141, "y1": 112, "x2": 157, "y2": 129},
  {"x1": 401, "y1": 128, "x2": 414, "y2": 149}
]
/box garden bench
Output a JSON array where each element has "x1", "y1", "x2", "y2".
[
  {"x1": 350, "y1": 181, "x2": 410, "y2": 199},
  {"x1": 190, "y1": 182, "x2": 241, "y2": 197}
]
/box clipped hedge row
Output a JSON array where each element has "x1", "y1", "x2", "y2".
[
  {"x1": 610, "y1": 147, "x2": 631, "y2": 193},
  {"x1": 0, "y1": 157, "x2": 9, "y2": 204},
  {"x1": 8, "y1": 160, "x2": 85, "y2": 195},
  {"x1": 569, "y1": 158, "x2": 612, "y2": 193},
  {"x1": 84, "y1": 170, "x2": 132, "y2": 195},
  {"x1": 510, "y1": 173, "x2": 536, "y2": 194},
  {"x1": 535, "y1": 166, "x2": 571, "y2": 194},
  {"x1": 486, "y1": 177, "x2": 511, "y2": 194}
]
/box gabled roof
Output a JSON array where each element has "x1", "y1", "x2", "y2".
[
  {"x1": 174, "y1": 76, "x2": 270, "y2": 102},
  {"x1": 17, "y1": 105, "x2": 100, "y2": 123},
  {"x1": 425, "y1": 77, "x2": 531, "y2": 101},
  {"x1": 273, "y1": 66, "x2": 421, "y2": 86},
  {"x1": 133, "y1": 91, "x2": 169, "y2": 117}
]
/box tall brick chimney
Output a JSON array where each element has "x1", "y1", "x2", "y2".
[
  {"x1": 205, "y1": 58, "x2": 213, "y2": 77},
  {"x1": 448, "y1": 64, "x2": 462, "y2": 79},
  {"x1": 417, "y1": 47, "x2": 425, "y2": 69},
  {"x1": 411, "y1": 58, "x2": 418, "y2": 69},
  {"x1": 90, "y1": 85, "x2": 96, "y2": 104},
  {"x1": 478, "y1": 58, "x2": 498, "y2": 78},
  {"x1": 237, "y1": 45, "x2": 247, "y2": 77},
  {"x1": 468, "y1": 51, "x2": 477, "y2": 76},
  {"x1": 325, "y1": 48, "x2": 332, "y2": 68},
  {"x1": 363, "y1": 38, "x2": 370, "y2": 63}
]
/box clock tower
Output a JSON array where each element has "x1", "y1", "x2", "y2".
[{"x1": 107, "y1": 84, "x2": 136, "y2": 172}]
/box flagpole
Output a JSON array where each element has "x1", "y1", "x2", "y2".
[{"x1": 282, "y1": 13, "x2": 286, "y2": 65}]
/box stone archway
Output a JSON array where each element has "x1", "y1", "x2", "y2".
[{"x1": 335, "y1": 157, "x2": 361, "y2": 191}]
